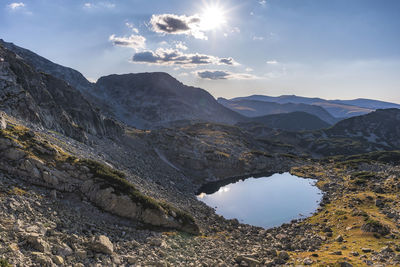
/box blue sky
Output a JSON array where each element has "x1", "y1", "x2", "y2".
[{"x1": 1, "y1": 0, "x2": 400, "y2": 102}]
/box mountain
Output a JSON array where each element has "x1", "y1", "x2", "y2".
[
  {"x1": 333, "y1": 98, "x2": 400, "y2": 110},
  {"x1": 90, "y1": 72, "x2": 245, "y2": 129},
  {"x1": 0, "y1": 41, "x2": 121, "y2": 142},
  {"x1": 254, "y1": 108, "x2": 400, "y2": 157},
  {"x1": 218, "y1": 97, "x2": 338, "y2": 124},
  {"x1": 1, "y1": 40, "x2": 245, "y2": 129},
  {"x1": 326, "y1": 108, "x2": 400, "y2": 148},
  {"x1": 239, "y1": 112, "x2": 331, "y2": 131},
  {"x1": 0, "y1": 39, "x2": 93, "y2": 92},
  {"x1": 232, "y1": 95, "x2": 378, "y2": 118}
]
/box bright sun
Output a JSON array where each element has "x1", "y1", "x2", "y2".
[{"x1": 200, "y1": 5, "x2": 226, "y2": 30}]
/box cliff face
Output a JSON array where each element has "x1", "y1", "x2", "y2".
[{"x1": 0, "y1": 43, "x2": 122, "y2": 142}]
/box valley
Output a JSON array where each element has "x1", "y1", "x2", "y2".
[{"x1": 0, "y1": 40, "x2": 400, "y2": 267}]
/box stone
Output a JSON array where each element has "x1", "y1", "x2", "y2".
[
  {"x1": 26, "y1": 234, "x2": 50, "y2": 253},
  {"x1": 126, "y1": 256, "x2": 137, "y2": 264},
  {"x1": 336, "y1": 235, "x2": 344, "y2": 242},
  {"x1": 303, "y1": 257, "x2": 313, "y2": 265},
  {"x1": 235, "y1": 255, "x2": 260, "y2": 267},
  {"x1": 91, "y1": 235, "x2": 114, "y2": 255},
  {"x1": 362, "y1": 248, "x2": 372, "y2": 253},
  {"x1": 57, "y1": 243, "x2": 73, "y2": 256},
  {"x1": 277, "y1": 251, "x2": 290, "y2": 261},
  {"x1": 75, "y1": 249, "x2": 87, "y2": 259},
  {"x1": 339, "y1": 262, "x2": 353, "y2": 267},
  {"x1": 0, "y1": 112, "x2": 6, "y2": 130},
  {"x1": 52, "y1": 255, "x2": 64, "y2": 265}
]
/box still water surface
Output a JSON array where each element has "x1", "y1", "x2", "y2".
[{"x1": 197, "y1": 172, "x2": 322, "y2": 228}]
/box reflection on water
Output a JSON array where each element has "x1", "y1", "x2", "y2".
[{"x1": 197, "y1": 172, "x2": 322, "y2": 228}]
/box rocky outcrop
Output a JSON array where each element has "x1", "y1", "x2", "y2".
[
  {"x1": 0, "y1": 124, "x2": 199, "y2": 234},
  {"x1": 0, "y1": 39, "x2": 93, "y2": 93},
  {"x1": 0, "y1": 43, "x2": 122, "y2": 142}
]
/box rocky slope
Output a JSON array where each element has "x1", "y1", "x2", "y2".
[
  {"x1": 247, "y1": 109, "x2": 400, "y2": 157},
  {"x1": 239, "y1": 111, "x2": 331, "y2": 131},
  {"x1": 0, "y1": 115, "x2": 198, "y2": 235},
  {"x1": 148, "y1": 123, "x2": 295, "y2": 183},
  {"x1": 0, "y1": 39, "x2": 93, "y2": 92},
  {"x1": 90, "y1": 72, "x2": 244, "y2": 129},
  {"x1": 218, "y1": 97, "x2": 338, "y2": 124},
  {"x1": 0, "y1": 42, "x2": 122, "y2": 142}
]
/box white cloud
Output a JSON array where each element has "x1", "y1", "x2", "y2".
[
  {"x1": 83, "y1": 2, "x2": 115, "y2": 9},
  {"x1": 125, "y1": 22, "x2": 139, "y2": 33},
  {"x1": 7, "y1": 2, "x2": 24, "y2": 9},
  {"x1": 175, "y1": 41, "x2": 188, "y2": 51},
  {"x1": 267, "y1": 60, "x2": 278, "y2": 64},
  {"x1": 196, "y1": 70, "x2": 260, "y2": 80},
  {"x1": 109, "y1": 34, "x2": 146, "y2": 51},
  {"x1": 245, "y1": 67, "x2": 253, "y2": 72},
  {"x1": 150, "y1": 14, "x2": 207, "y2": 40},
  {"x1": 132, "y1": 48, "x2": 239, "y2": 68},
  {"x1": 259, "y1": 0, "x2": 267, "y2": 6},
  {"x1": 253, "y1": 36, "x2": 264, "y2": 41}
]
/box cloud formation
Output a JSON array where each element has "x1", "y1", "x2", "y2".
[
  {"x1": 266, "y1": 60, "x2": 278, "y2": 64},
  {"x1": 109, "y1": 34, "x2": 146, "y2": 51},
  {"x1": 132, "y1": 48, "x2": 238, "y2": 68},
  {"x1": 7, "y1": 2, "x2": 24, "y2": 9},
  {"x1": 196, "y1": 70, "x2": 258, "y2": 80},
  {"x1": 150, "y1": 14, "x2": 207, "y2": 40},
  {"x1": 83, "y1": 2, "x2": 115, "y2": 9}
]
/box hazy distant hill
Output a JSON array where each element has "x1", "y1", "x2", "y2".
[
  {"x1": 218, "y1": 97, "x2": 338, "y2": 124},
  {"x1": 333, "y1": 99, "x2": 400, "y2": 110},
  {"x1": 231, "y1": 95, "x2": 382, "y2": 118}
]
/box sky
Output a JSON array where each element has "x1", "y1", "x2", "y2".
[{"x1": 1, "y1": 0, "x2": 400, "y2": 103}]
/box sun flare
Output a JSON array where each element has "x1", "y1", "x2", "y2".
[{"x1": 200, "y1": 4, "x2": 226, "y2": 30}]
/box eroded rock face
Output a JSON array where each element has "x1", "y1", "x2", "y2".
[
  {"x1": 0, "y1": 126, "x2": 199, "y2": 234},
  {"x1": 0, "y1": 43, "x2": 123, "y2": 142}
]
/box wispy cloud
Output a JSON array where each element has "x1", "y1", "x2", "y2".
[
  {"x1": 132, "y1": 48, "x2": 239, "y2": 68},
  {"x1": 7, "y1": 2, "x2": 25, "y2": 9},
  {"x1": 109, "y1": 34, "x2": 146, "y2": 51},
  {"x1": 150, "y1": 14, "x2": 207, "y2": 40},
  {"x1": 253, "y1": 36, "x2": 264, "y2": 41},
  {"x1": 196, "y1": 70, "x2": 259, "y2": 80},
  {"x1": 175, "y1": 41, "x2": 188, "y2": 51},
  {"x1": 83, "y1": 2, "x2": 115, "y2": 9},
  {"x1": 266, "y1": 60, "x2": 278, "y2": 64},
  {"x1": 125, "y1": 22, "x2": 139, "y2": 33}
]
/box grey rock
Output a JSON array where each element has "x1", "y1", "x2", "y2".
[{"x1": 91, "y1": 235, "x2": 114, "y2": 255}]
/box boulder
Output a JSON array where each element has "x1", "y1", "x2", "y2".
[
  {"x1": 91, "y1": 235, "x2": 114, "y2": 255},
  {"x1": 0, "y1": 111, "x2": 6, "y2": 130}
]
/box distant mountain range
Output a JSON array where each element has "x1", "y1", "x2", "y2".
[
  {"x1": 2, "y1": 39, "x2": 400, "y2": 133},
  {"x1": 229, "y1": 95, "x2": 400, "y2": 119},
  {"x1": 218, "y1": 98, "x2": 338, "y2": 125}
]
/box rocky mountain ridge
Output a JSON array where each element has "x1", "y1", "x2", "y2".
[{"x1": 0, "y1": 42, "x2": 122, "y2": 142}]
